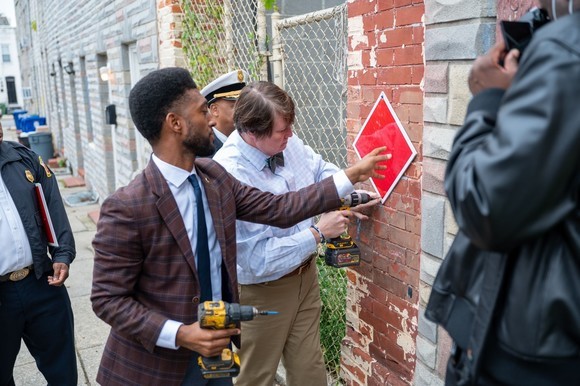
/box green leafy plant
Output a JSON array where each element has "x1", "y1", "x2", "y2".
[{"x1": 317, "y1": 257, "x2": 347, "y2": 377}]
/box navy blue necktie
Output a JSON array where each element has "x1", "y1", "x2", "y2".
[{"x1": 188, "y1": 175, "x2": 212, "y2": 302}]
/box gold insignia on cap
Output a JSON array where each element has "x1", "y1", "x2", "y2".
[
  {"x1": 25, "y1": 170, "x2": 34, "y2": 183},
  {"x1": 238, "y1": 70, "x2": 244, "y2": 82},
  {"x1": 39, "y1": 156, "x2": 52, "y2": 178}
]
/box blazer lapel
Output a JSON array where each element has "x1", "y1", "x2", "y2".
[
  {"x1": 145, "y1": 161, "x2": 197, "y2": 274},
  {"x1": 196, "y1": 167, "x2": 227, "y2": 261}
]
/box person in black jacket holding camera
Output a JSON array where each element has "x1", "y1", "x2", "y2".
[{"x1": 426, "y1": 1, "x2": 580, "y2": 385}]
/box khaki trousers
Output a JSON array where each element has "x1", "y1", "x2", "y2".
[{"x1": 234, "y1": 260, "x2": 327, "y2": 386}]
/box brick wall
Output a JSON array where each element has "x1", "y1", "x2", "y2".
[
  {"x1": 14, "y1": 0, "x2": 160, "y2": 200},
  {"x1": 343, "y1": 1, "x2": 424, "y2": 384}
]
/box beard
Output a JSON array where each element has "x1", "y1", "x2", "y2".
[{"x1": 183, "y1": 120, "x2": 215, "y2": 157}]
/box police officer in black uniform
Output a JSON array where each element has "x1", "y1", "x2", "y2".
[{"x1": 0, "y1": 118, "x2": 77, "y2": 385}]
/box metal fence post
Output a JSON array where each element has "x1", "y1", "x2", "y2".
[
  {"x1": 271, "y1": 11, "x2": 283, "y2": 88},
  {"x1": 256, "y1": 1, "x2": 268, "y2": 81}
]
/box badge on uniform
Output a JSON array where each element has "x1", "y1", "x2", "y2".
[
  {"x1": 38, "y1": 156, "x2": 52, "y2": 178},
  {"x1": 25, "y1": 169, "x2": 34, "y2": 183}
]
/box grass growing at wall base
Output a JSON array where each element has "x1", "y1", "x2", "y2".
[{"x1": 317, "y1": 257, "x2": 347, "y2": 379}]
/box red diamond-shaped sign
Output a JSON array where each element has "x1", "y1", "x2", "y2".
[{"x1": 353, "y1": 92, "x2": 417, "y2": 203}]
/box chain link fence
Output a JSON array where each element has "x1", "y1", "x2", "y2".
[
  {"x1": 179, "y1": 0, "x2": 267, "y2": 88},
  {"x1": 275, "y1": 6, "x2": 349, "y2": 383},
  {"x1": 275, "y1": 5, "x2": 348, "y2": 169},
  {"x1": 180, "y1": 2, "x2": 349, "y2": 384}
]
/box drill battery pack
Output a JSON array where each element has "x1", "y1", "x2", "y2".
[
  {"x1": 324, "y1": 242, "x2": 361, "y2": 268},
  {"x1": 198, "y1": 348, "x2": 241, "y2": 379}
]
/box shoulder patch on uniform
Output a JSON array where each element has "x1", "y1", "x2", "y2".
[{"x1": 39, "y1": 156, "x2": 52, "y2": 178}]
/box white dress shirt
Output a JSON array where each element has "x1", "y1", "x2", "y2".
[
  {"x1": 212, "y1": 127, "x2": 228, "y2": 145},
  {"x1": 214, "y1": 131, "x2": 353, "y2": 284},
  {"x1": 152, "y1": 154, "x2": 223, "y2": 349},
  {"x1": 0, "y1": 173, "x2": 33, "y2": 276}
]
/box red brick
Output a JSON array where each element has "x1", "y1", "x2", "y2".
[
  {"x1": 404, "y1": 213, "x2": 421, "y2": 234},
  {"x1": 404, "y1": 163, "x2": 421, "y2": 179},
  {"x1": 412, "y1": 64, "x2": 425, "y2": 84},
  {"x1": 378, "y1": 207, "x2": 406, "y2": 230},
  {"x1": 386, "y1": 293, "x2": 418, "y2": 322},
  {"x1": 378, "y1": 66, "x2": 413, "y2": 85},
  {"x1": 348, "y1": 0, "x2": 377, "y2": 17},
  {"x1": 385, "y1": 356, "x2": 414, "y2": 380},
  {"x1": 412, "y1": 25, "x2": 425, "y2": 44},
  {"x1": 373, "y1": 271, "x2": 407, "y2": 299},
  {"x1": 342, "y1": 360, "x2": 368, "y2": 384},
  {"x1": 405, "y1": 250, "x2": 420, "y2": 271},
  {"x1": 360, "y1": 308, "x2": 390, "y2": 336},
  {"x1": 392, "y1": 194, "x2": 420, "y2": 216},
  {"x1": 368, "y1": 281, "x2": 389, "y2": 302},
  {"x1": 377, "y1": 238, "x2": 407, "y2": 263},
  {"x1": 353, "y1": 346, "x2": 374, "y2": 363},
  {"x1": 393, "y1": 178, "x2": 409, "y2": 195},
  {"x1": 395, "y1": 0, "x2": 414, "y2": 7},
  {"x1": 393, "y1": 45, "x2": 423, "y2": 66},
  {"x1": 387, "y1": 224, "x2": 419, "y2": 251},
  {"x1": 406, "y1": 118, "x2": 422, "y2": 139},
  {"x1": 369, "y1": 338, "x2": 388, "y2": 361},
  {"x1": 376, "y1": 47, "x2": 395, "y2": 67},
  {"x1": 347, "y1": 101, "x2": 361, "y2": 118},
  {"x1": 372, "y1": 219, "x2": 390, "y2": 240},
  {"x1": 387, "y1": 373, "x2": 412, "y2": 386},
  {"x1": 378, "y1": 0, "x2": 395, "y2": 11},
  {"x1": 388, "y1": 262, "x2": 419, "y2": 284},
  {"x1": 370, "y1": 361, "x2": 392, "y2": 386},
  {"x1": 395, "y1": 4, "x2": 425, "y2": 26},
  {"x1": 392, "y1": 86, "x2": 423, "y2": 104},
  {"x1": 381, "y1": 26, "x2": 415, "y2": 48},
  {"x1": 375, "y1": 10, "x2": 395, "y2": 30}
]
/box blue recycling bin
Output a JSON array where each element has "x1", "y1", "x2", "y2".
[
  {"x1": 28, "y1": 132, "x2": 55, "y2": 162},
  {"x1": 12, "y1": 110, "x2": 28, "y2": 131},
  {"x1": 16, "y1": 114, "x2": 39, "y2": 132},
  {"x1": 21, "y1": 116, "x2": 46, "y2": 133}
]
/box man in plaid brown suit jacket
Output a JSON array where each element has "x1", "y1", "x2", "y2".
[{"x1": 91, "y1": 67, "x2": 388, "y2": 386}]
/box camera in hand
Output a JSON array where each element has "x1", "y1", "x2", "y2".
[{"x1": 500, "y1": 7, "x2": 550, "y2": 54}]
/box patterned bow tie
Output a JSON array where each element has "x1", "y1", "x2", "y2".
[{"x1": 266, "y1": 152, "x2": 284, "y2": 173}]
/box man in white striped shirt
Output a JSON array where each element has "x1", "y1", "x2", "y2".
[{"x1": 214, "y1": 81, "x2": 380, "y2": 386}]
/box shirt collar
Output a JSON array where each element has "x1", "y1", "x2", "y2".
[
  {"x1": 212, "y1": 127, "x2": 228, "y2": 144},
  {"x1": 152, "y1": 153, "x2": 196, "y2": 188},
  {"x1": 228, "y1": 130, "x2": 272, "y2": 172}
]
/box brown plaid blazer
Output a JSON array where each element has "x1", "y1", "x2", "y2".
[{"x1": 91, "y1": 158, "x2": 341, "y2": 385}]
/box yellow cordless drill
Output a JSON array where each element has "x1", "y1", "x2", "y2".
[
  {"x1": 324, "y1": 191, "x2": 371, "y2": 268},
  {"x1": 197, "y1": 300, "x2": 278, "y2": 379}
]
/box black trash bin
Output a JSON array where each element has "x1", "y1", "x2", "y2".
[
  {"x1": 18, "y1": 133, "x2": 31, "y2": 148},
  {"x1": 28, "y1": 132, "x2": 55, "y2": 162}
]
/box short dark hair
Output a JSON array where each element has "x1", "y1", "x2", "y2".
[
  {"x1": 234, "y1": 81, "x2": 295, "y2": 138},
  {"x1": 129, "y1": 67, "x2": 197, "y2": 143}
]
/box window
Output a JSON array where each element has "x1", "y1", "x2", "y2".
[
  {"x1": 1, "y1": 44, "x2": 10, "y2": 63},
  {"x1": 22, "y1": 87, "x2": 32, "y2": 100}
]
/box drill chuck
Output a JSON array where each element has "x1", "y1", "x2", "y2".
[{"x1": 341, "y1": 191, "x2": 370, "y2": 209}]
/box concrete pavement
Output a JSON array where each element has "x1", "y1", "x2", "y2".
[{"x1": 3, "y1": 116, "x2": 109, "y2": 386}]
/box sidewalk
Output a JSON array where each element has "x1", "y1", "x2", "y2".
[{"x1": 4, "y1": 116, "x2": 108, "y2": 386}]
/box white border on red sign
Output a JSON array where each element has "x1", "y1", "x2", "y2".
[{"x1": 353, "y1": 91, "x2": 417, "y2": 204}]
